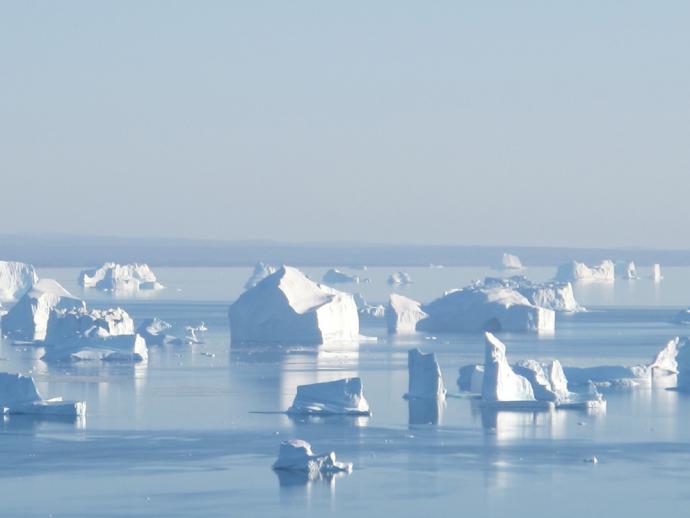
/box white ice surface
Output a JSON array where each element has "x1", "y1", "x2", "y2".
[{"x1": 287, "y1": 377, "x2": 371, "y2": 415}]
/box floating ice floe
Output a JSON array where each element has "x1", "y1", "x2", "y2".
[
  {"x1": 483, "y1": 276, "x2": 584, "y2": 312},
  {"x1": 387, "y1": 294, "x2": 428, "y2": 334},
  {"x1": 616, "y1": 261, "x2": 639, "y2": 280},
  {"x1": 354, "y1": 294, "x2": 385, "y2": 324},
  {"x1": 497, "y1": 252, "x2": 523, "y2": 270},
  {"x1": 555, "y1": 260, "x2": 615, "y2": 283},
  {"x1": 387, "y1": 271, "x2": 413, "y2": 286},
  {"x1": 1, "y1": 279, "x2": 85, "y2": 341},
  {"x1": 272, "y1": 440, "x2": 352, "y2": 475},
  {"x1": 244, "y1": 262, "x2": 278, "y2": 290},
  {"x1": 41, "y1": 307, "x2": 148, "y2": 362},
  {"x1": 229, "y1": 266, "x2": 359, "y2": 345},
  {"x1": 137, "y1": 318, "x2": 183, "y2": 346},
  {"x1": 651, "y1": 264, "x2": 663, "y2": 282},
  {"x1": 322, "y1": 269, "x2": 367, "y2": 284},
  {"x1": 286, "y1": 378, "x2": 371, "y2": 415},
  {"x1": 405, "y1": 348, "x2": 446, "y2": 400},
  {"x1": 78, "y1": 262, "x2": 164, "y2": 291},
  {"x1": 0, "y1": 261, "x2": 38, "y2": 302},
  {"x1": 0, "y1": 372, "x2": 85, "y2": 417}
]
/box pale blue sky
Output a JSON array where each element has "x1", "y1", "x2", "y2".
[{"x1": 1, "y1": 1, "x2": 689, "y2": 247}]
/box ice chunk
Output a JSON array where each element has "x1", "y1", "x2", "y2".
[
  {"x1": 387, "y1": 271, "x2": 413, "y2": 285},
  {"x1": 272, "y1": 440, "x2": 352, "y2": 474},
  {"x1": 387, "y1": 294, "x2": 427, "y2": 334},
  {"x1": 417, "y1": 285, "x2": 555, "y2": 334},
  {"x1": 555, "y1": 260, "x2": 615, "y2": 283},
  {"x1": 1, "y1": 279, "x2": 85, "y2": 341},
  {"x1": 229, "y1": 266, "x2": 359, "y2": 345},
  {"x1": 79, "y1": 262, "x2": 164, "y2": 291},
  {"x1": 484, "y1": 276, "x2": 583, "y2": 312},
  {"x1": 651, "y1": 263, "x2": 663, "y2": 282},
  {"x1": 287, "y1": 378, "x2": 371, "y2": 415},
  {"x1": 137, "y1": 318, "x2": 183, "y2": 346},
  {"x1": 405, "y1": 348, "x2": 446, "y2": 400},
  {"x1": 42, "y1": 333, "x2": 148, "y2": 363},
  {"x1": 0, "y1": 261, "x2": 38, "y2": 302},
  {"x1": 0, "y1": 372, "x2": 85, "y2": 417},
  {"x1": 513, "y1": 359, "x2": 569, "y2": 402},
  {"x1": 481, "y1": 332, "x2": 535, "y2": 402},
  {"x1": 498, "y1": 252, "x2": 523, "y2": 270},
  {"x1": 354, "y1": 294, "x2": 385, "y2": 323},
  {"x1": 322, "y1": 269, "x2": 366, "y2": 284},
  {"x1": 649, "y1": 337, "x2": 682, "y2": 374},
  {"x1": 616, "y1": 261, "x2": 639, "y2": 280},
  {"x1": 244, "y1": 262, "x2": 278, "y2": 290}
]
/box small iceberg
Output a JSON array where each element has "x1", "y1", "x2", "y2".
[
  {"x1": 0, "y1": 261, "x2": 38, "y2": 302},
  {"x1": 651, "y1": 263, "x2": 663, "y2": 282},
  {"x1": 387, "y1": 294, "x2": 427, "y2": 334},
  {"x1": 354, "y1": 294, "x2": 385, "y2": 324},
  {"x1": 287, "y1": 378, "x2": 371, "y2": 416},
  {"x1": 79, "y1": 262, "x2": 164, "y2": 291},
  {"x1": 496, "y1": 252, "x2": 523, "y2": 271},
  {"x1": 137, "y1": 318, "x2": 183, "y2": 346},
  {"x1": 555, "y1": 260, "x2": 615, "y2": 283},
  {"x1": 483, "y1": 276, "x2": 584, "y2": 312},
  {"x1": 0, "y1": 372, "x2": 85, "y2": 417},
  {"x1": 405, "y1": 348, "x2": 446, "y2": 400},
  {"x1": 272, "y1": 440, "x2": 352, "y2": 475},
  {"x1": 616, "y1": 261, "x2": 639, "y2": 280},
  {"x1": 387, "y1": 271, "x2": 413, "y2": 286}
]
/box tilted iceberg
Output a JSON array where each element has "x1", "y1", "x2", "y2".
[
  {"x1": 79, "y1": 262, "x2": 164, "y2": 291},
  {"x1": 387, "y1": 294, "x2": 428, "y2": 334},
  {"x1": 387, "y1": 271, "x2": 413, "y2": 285},
  {"x1": 229, "y1": 266, "x2": 359, "y2": 345},
  {"x1": 322, "y1": 269, "x2": 366, "y2": 284},
  {"x1": 244, "y1": 262, "x2": 278, "y2": 290},
  {"x1": 287, "y1": 378, "x2": 371, "y2": 415},
  {"x1": 555, "y1": 260, "x2": 615, "y2": 283},
  {"x1": 0, "y1": 261, "x2": 38, "y2": 302},
  {"x1": 0, "y1": 372, "x2": 85, "y2": 417},
  {"x1": 483, "y1": 276, "x2": 583, "y2": 312},
  {"x1": 272, "y1": 440, "x2": 352, "y2": 475},
  {"x1": 405, "y1": 348, "x2": 446, "y2": 400},
  {"x1": 1, "y1": 279, "x2": 85, "y2": 341}
]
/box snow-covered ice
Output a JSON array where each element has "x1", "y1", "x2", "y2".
[
  {"x1": 272, "y1": 440, "x2": 352, "y2": 475},
  {"x1": 387, "y1": 294, "x2": 427, "y2": 334},
  {"x1": 555, "y1": 260, "x2": 615, "y2": 283},
  {"x1": 483, "y1": 276, "x2": 583, "y2": 312},
  {"x1": 1, "y1": 279, "x2": 85, "y2": 341},
  {"x1": 405, "y1": 348, "x2": 446, "y2": 400},
  {"x1": 0, "y1": 372, "x2": 85, "y2": 417},
  {"x1": 229, "y1": 266, "x2": 359, "y2": 345},
  {"x1": 286, "y1": 378, "x2": 371, "y2": 415},
  {"x1": 481, "y1": 332, "x2": 538, "y2": 404},
  {"x1": 322, "y1": 269, "x2": 366, "y2": 284},
  {"x1": 79, "y1": 262, "x2": 164, "y2": 291},
  {"x1": 244, "y1": 262, "x2": 278, "y2": 290},
  {"x1": 387, "y1": 271, "x2": 413, "y2": 285},
  {"x1": 497, "y1": 252, "x2": 523, "y2": 270},
  {"x1": 0, "y1": 261, "x2": 38, "y2": 302}
]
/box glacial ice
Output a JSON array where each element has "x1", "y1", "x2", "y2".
[
  {"x1": 0, "y1": 261, "x2": 38, "y2": 302},
  {"x1": 1, "y1": 279, "x2": 85, "y2": 341},
  {"x1": 405, "y1": 348, "x2": 446, "y2": 400},
  {"x1": 322, "y1": 269, "x2": 367, "y2": 284},
  {"x1": 272, "y1": 440, "x2": 352, "y2": 474},
  {"x1": 674, "y1": 341, "x2": 690, "y2": 391},
  {"x1": 286, "y1": 378, "x2": 371, "y2": 415},
  {"x1": 457, "y1": 364, "x2": 484, "y2": 393},
  {"x1": 481, "y1": 332, "x2": 537, "y2": 403},
  {"x1": 651, "y1": 263, "x2": 663, "y2": 282},
  {"x1": 555, "y1": 260, "x2": 615, "y2": 283},
  {"x1": 387, "y1": 294, "x2": 428, "y2": 334},
  {"x1": 354, "y1": 293, "x2": 386, "y2": 323},
  {"x1": 512, "y1": 359, "x2": 569, "y2": 402},
  {"x1": 79, "y1": 262, "x2": 164, "y2": 291},
  {"x1": 387, "y1": 271, "x2": 413, "y2": 285},
  {"x1": 229, "y1": 266, "x2": 360, "y2": 345},
  {"x1": 483, "y1": 276, "x2": 583, "y2": 312},
  {"x1": 0, "y1": 372, "x2": 86, "y2": 417},
  {"x1": 244, "y1": 262, "x2": 278, "y2": 290},
  {"x1": 498, "y1": 252, "x2": 523, "y2": 270}
]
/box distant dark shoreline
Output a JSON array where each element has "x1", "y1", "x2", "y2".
[{"x1": 0, "y1": 234, "x2": 686, "y2": 268}]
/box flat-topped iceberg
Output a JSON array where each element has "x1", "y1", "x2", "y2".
[
  {"x1": 1, "y1": 279, "x2": 85, "y2": 341},
  {"x1": 0, "y1": 372, "x2": 85, "y2": 417},
  {"x1": 322, "y1": 269, "x2": 366, "y2": 284},
  {"x1": 387, "y1": 271, "x2": 413, "y2": 285},
  {"x1": 229, "y1": 266, "x2": 359, "y2": 345},
  {"x1": 555, "y1": 260, "x2": 615, "y2": 283},
  {"x1": 483, "y1": 276, "x2": 583, "y2": 312},
  {"x1": 244, "y1": 262, "x2": 278, "y2": 290},
  {"x1": 497, "y1": 252, "x2": 523, "y2": 270},
  {"x1": 79, "y1": 262, "x2": 164, "y2": 291},
  {"x1": 287, "y1": 378, "x2": 371, "y2": 415},
  {"x1": 387, "y1": 294, "x2": 428, "y2": 334},
  {"x1": 0, "y1": 261, "x2": 38, "y2": 302},
  {"x1": 405, "y1": 348, "x2": 446, "y2": 400},
  {"x1": 272, "y1": 440, "x2": 352, "y2": 475}
]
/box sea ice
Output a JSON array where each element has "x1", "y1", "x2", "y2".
[
  {"x1": 555, "y1": 260, "x2": 615, "y2": 283},
  {"x1": 0, "y1": 372, "x2": 85, "y2": 417},
  {"x1": 229, "y1": 266, "x2": 359, "y2": 345},
  {"x1": 1, "y1": 279, "x2": 85, "y2": 341},
  {"x1": 244, "y1": 262, "x2": 278, "y2": 290},
  {"x1": 405, "y1": 348, "x2": 446, "y2": 400},
  {"x1": 79, "y1": 262, "x2": 164, "y2": 291},
  {"x1": 286, "y1": 378, "x2": 371, "y2": 415},
  {"x1": 387, "y1": 271, "x2": 413, "y2": 285},
  {"x1": 272, "y1": 440, "x2": 352, "y2": 474},
  {"x1": 387, "y1": 294, "x2": 427, "y2": 334},
  {"x1": 0, "y1": 261, "x2": 38, "y2": 302}
]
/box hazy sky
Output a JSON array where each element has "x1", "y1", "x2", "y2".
[{"x1": 1, "y1": 1, "x2": 689, "y2": 247}]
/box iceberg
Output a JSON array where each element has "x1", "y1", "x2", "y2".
[
  {"x1": 229, "y1": 266, "x2": 359, "y2": 345},
  {"x1": 0, "y1": 372, "x2": 85, "y2": 417},
  {"x1": 387, "y1": 271, "x2": 413, "y2": 285},
  {"x1": 405, "y1": 348, "x2": 446, "y2": 400},
  {"x1": 244, "y1": 262, "x2": 278, "y2": 290},
  {"x1": 555, "y1": 260, "x2": 615, "y2": 283},
  {"x1": 498, "y1": 252, "x2": 523, "y2": 270},
  {"x1": 481, "y1": 332, "x2": 537, "y2": 403},
  {"x1": 137, "y1": 318, "x2": 183, "y2": 346},
  {"x1": 78, "y1": 262, "x2": 164, "y2": 291},
  {"x1": 616, "y1": 261, "x2": 639, "y2": 280},
  {"x1": 272, "y1": 440, "x2": 352, "y2": 475},
  {"x1": 0, "y1": 261, "x2": 38, "y2": 302},
  {"x1": 354, "y1": 294, "x2": 385, "y2": 323},
  {"x1": 512, "y1": 359, "x2": 569, "y2": 402},
  {"x1": 387, "y1": 294, "x2": 428, "y2": 334},
  {"x1": 483, "y1": 276, "x2": 583, "y2": 312},
  {"x1": 286, "y1": 378, "x2": 371, "y2": 415},
  {"x1": 322, "y1": 269, "x2": 367, "y2": 284},
  {"x1": 651, "y1": 263, "x2": 663, "y2": 282},
  {"x1": 1, "y1": 279, "x2": 85, "y2": 341}
]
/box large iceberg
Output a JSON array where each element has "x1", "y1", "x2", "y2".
[
  {"x1": 229, "y1": 266, "x2": 359, "y2": 345},
  {"x1": 79, "y1": 262, "x2": 164, "y2": 291},
  {"x1": 0, "y1": 372, "x2": 86, "y2": 417},
  {"x1": 1, "y1": 279, "x2": 85, "y2": 341},
  {"x1": 555, "y1": 260, "x2": 615, "y2": 283},
  {"x1": 387, "y1": 271, "x2": 413, "y2": 286},
  {"x1": 405, "y1": 348, "x2": 446, "y2": 400},
  {"x1": 244, "y1": 262, "x2": 278, "y2": 290},
  {"x1": 483, "y1": 276, "x2": 583, "y2": 312},
  {"x1": 0, "y1": 261, "x2": 38, "y2": 302},
  {"x1": 272, "y1": 440, "x2": 352, "y2": 475},
  {"x1": 322, "y1": 269, "x2": 366, "y2": 284},
  {"x1": 387, "y1": 294, "x2": 428, "y2": 334},
  {"x1": 286, "y1": 378, "x2": 371, "y2": 415}
]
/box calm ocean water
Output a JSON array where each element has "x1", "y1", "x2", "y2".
[{"x1": 1, "y1": 266, "x2": 689, "y2": 517}]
